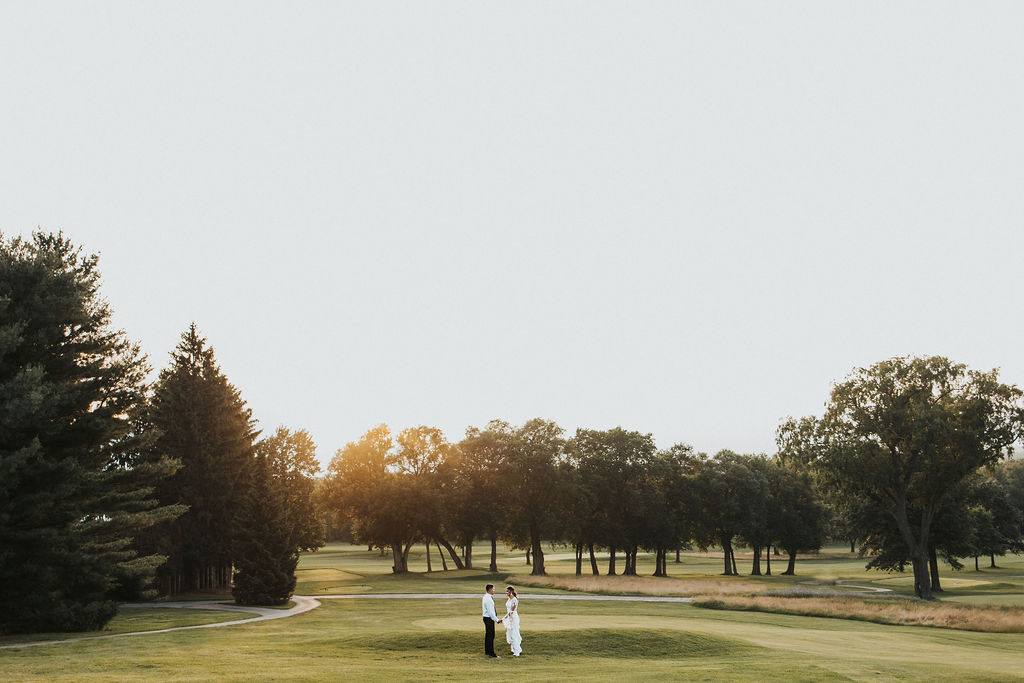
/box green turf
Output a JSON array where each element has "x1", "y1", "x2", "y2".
[
  {"x1": 0, "y1": 607, "x2": 255, "y2": 646},
  {"x1": 2, "y1": 543, "x2": 1023, "y2": 681}
]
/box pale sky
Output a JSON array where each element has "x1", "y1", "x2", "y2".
[{"x1": 3, "y1": 2, "x2": 1023, "y2": 470}]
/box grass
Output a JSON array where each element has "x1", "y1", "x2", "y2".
[
  {"x1": 0, "y1": 607, "x2": 255, "y2": 646},
  {"x1": 3, "y1": 598, "x2": 1023, "y2": 680},
  {"x1": 2, "y1": 543, "x2": 1024, "y2": 680}
]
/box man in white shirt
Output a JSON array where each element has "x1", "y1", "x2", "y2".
[{"x1": 481, "y1": 583, "x2": 502, "y2": 657}]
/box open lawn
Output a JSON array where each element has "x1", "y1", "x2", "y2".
[{"x1": 2, "y1": 543, "x2": 1024, "y2": 681}]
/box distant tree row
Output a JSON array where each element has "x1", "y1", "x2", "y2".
[
  {"x1": 0, "y1": 233, "x2": 323, "y2": 635},
  {"x1": 324, "y1": 421, "x2": 828, "y2": 579},
  {"x1": 325, "y1": 357, "x2": 1024, "y2": 601}
]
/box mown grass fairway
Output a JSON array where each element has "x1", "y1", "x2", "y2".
[{"x1": 2, "y1": 543, "x2": 1024, "y2": 681}]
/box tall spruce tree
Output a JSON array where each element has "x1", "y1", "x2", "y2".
[
  {"x1": 0, "y1": 232, "x2": 181, "y2": 634},
  {"x1": 148, "y1": 325, "x2": 258, "y2": 594},
  {"x1": 232, "y1": 428, "x2": 324, "y2": 605}
]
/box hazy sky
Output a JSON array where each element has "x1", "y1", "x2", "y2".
[{"x1": 3, "y1": 2, "x2": 1023, "y2": 469}]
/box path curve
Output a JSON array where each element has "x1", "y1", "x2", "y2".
[
  {"x1": 0, "y1": 595, "x2": 321, "y2": 651},
  {"x1": 0, "y1": 593, "x2": 690, "y2": 650}
]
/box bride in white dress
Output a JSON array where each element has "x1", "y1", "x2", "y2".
[{"x1": 503, "y1": 585, "x2": 522, "y2": 657}]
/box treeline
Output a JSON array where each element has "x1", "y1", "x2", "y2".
[
  {"x1": 325, "y1": 358, "x2": 1024, "y2": 602},
  {"x1": 0, "y1": 233, "x2": 322, "y2": 635},
  {"x1": 324, "y1": 422, "x2": 827, "y2": 578}
]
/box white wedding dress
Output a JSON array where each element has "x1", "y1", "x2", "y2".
[{"x1": 504, "y1": 596, "x2": 522, "y2": 656}]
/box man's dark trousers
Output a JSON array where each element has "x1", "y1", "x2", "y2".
[{"x1": 483, "y1": 617, "x2": 496, "y2": 656}]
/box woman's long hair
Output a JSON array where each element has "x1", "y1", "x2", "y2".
[{"x1": 506, "y1": 585, "x2": 517, "y2": 598}]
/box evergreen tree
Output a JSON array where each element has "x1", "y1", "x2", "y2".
[
  {"x1": 148, "y1": 325, "x2": 258, "y2": 594},
  {"x1": 0, "y1": 232, "x2": 181, "y2": 633},
  {"x1": 232, "y1": 427, "x2": 324, "y2": 604}
]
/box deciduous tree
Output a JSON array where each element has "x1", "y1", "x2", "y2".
[{"x1": 818, "y1": 356, "x2": 1022, "y2": 599}]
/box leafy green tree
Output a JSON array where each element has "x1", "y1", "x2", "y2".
[
  {"x1": 770, "y1": 463, "x2": 826, "y2": 575},
  {"x1": 735, "y1": 454, "x2": 773, "y2": 575},
  {"x1": 502, "y1": 419, "x2": 568, "y2": 576},
  {"x1": 453, "y1": 422, "x2": 509, "y2": 572},
  {"x1": 818, "y1": 356, "x2": 1023, "y2": 599},
  {"x1": 645, "y1": 445, "x2": 697, "y2": 576},
  {"x1": 394, "y1": 426, "x2": 464, "y2": 569},
  {"x1": 691, "y1": 451, "x2": 766, "y2": 575},
  {"x1": 232, "y1": 428, "x2": 325, "y2": 604},
  {"x1": 0, "y1": 232, "x2": 181, "y2": 633},
  {"x1": 963, "y1": 474, "x2": 1023, "y2": 569},
  {"x1": 148, "y1": 325, "x2": 259, "y2": 594},
  {"x1": 773, "y1": 417, "x2": 829, "y2": 574},
  {"x1": 571, "y1": 428, "x2": 658, "y2": 575},
  {"x1": 326, "y1": 425, "x2": 418, "y2": 573}
]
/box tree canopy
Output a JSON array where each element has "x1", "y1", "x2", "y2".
[{"x1": 817, "y1": 355, "x2": 1023, "y2": 598}]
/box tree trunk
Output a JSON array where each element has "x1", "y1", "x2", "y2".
[
  {"x1": 588, "y1": 543, "x2": 599, "y2": 575},
  {"x1": 751, "y1": 545, "x2": 762, "y2": 576},
  {"x1": 731, "y1": 548, "x2": 738, "y2": 575},
  {"x1": 391, "y1": 541, "x2": 408, "y2": 573},
  {"x1": 463, "y1": 539, "x2": 473, "y2": 570},
  {"x1": 721, "y1": 539, "x2": 733, "y2": 575},
  {"x1": 489, "y1": 532, "x2": 498, "y2": 573},
  {"x1": 402, "y1": 541, "x2": 412, "y2": 570},
  {"x1": 575, "y1": 544, "x2": 583, "y2": 576},
  {"x1": 653, "y1": 548, "x2": 667, "y2": 577},
  {"x1": 436, "y1": 541, "x2": 448, "y2": 571},
  {"x1": 765, "y1": 547, "x2": 771, "y2": 576},
  {"x1": 530, "y1": 535, "x2": 546, "y2": 576},
  {"x1": 990, "y1": 554, "x2": 998, "y2": 568},
  {"x1": 974, "y1": 555, "x2": 979, "y2": 571},
  {"x1": 849, "y1": 539, "x2": 855, "y2": 553},
  {"x1": 624, "y1": 545, "x2": 638, "y2": 576},
  {"x1": 891, "y1": 501, "x2": 933, "y2": 599},
  {"x1": 675, "y1": 548, "x2": 681, "y2": 563},
  {"x1": 436, "y1": 537, "x2": 464, "y2": 570},
  {"x1": 781, "y1": 549, "x2": 797, "y2": 575},
  {"x1": 526, "y1": 548, "x2": 531, "y2": 565},
  {"x1": 928, "y1": 546, "x2": 942, "y2": 592},
  {"x1": 911, "y1": 552, "x2": 932, "y2": 599},
  {"x1": 426, "y1": 540, "x2": 432, "y2": 572},
  {"x1": 607, "y1": 548, "x2": 617, "y2": 576}
]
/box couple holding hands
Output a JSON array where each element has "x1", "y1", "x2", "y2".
[{"x1": 481, "y1": 584, "x2": 522, "y2": 658}]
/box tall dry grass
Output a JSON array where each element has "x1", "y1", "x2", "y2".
[
  {"x1": 509, "y1": 573, "x2": 763, "y2": 596},
  {"x1": 693, "y1": 594, "x2": 1024, "y2": 633}
]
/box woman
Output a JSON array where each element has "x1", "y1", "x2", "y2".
[{"x1": 502, "y1": 585, "x2": 522, "y2": 657}]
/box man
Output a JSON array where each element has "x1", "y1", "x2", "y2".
[{"x1": 481, "y1": 583, "x2": 502, "y2": 657}]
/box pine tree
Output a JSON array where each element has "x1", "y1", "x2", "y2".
[
  {"x1": 0, "y1": 232, "x2": 181, "y2": 634},
  {"x1": 232, "y1": 428, "x2": 324, "y2": 604},
  {"x1": 148, "y1": 325, "x2": 258, "y2": 595}
]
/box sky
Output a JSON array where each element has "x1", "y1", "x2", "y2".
[{"x1": 3, "y1": 2, "x2": 1023, "y2": 470}]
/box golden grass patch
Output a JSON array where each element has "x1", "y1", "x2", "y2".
[
  {"x1": 693, "y1": 594, "x2": 1024, "y2": 633},
  {"x1": 509, "y1": 573, "x2": 763, "y2": 596}
]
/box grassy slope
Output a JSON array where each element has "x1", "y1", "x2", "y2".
[{"x1": 2, "y1": 543, "x2": 1023, "y2": 681}]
